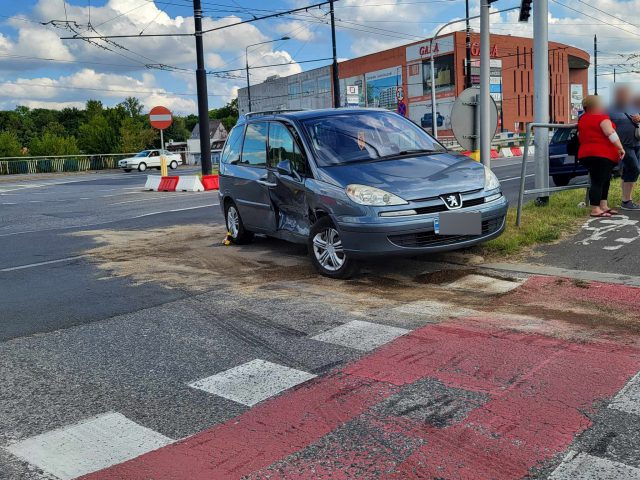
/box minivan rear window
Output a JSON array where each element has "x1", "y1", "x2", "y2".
[{"x1": 301, "y1": 111, "x2": 445, "y2": 166}]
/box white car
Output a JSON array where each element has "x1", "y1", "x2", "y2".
[{"x1": 118, "y1": 150, "x2": 182, "y2": 172}]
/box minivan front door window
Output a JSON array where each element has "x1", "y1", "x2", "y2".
[{"x1": 268, "y1": 122, "x2": 305, "y2": 175}]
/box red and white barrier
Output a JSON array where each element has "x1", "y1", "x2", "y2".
[
  {"x1": 144, "y1": 175, "x2": 162, "y2": 191},
  {"x1": 510, "y1": 146, "x2": 523, "y2": 157},
  {"x1": 499, "y1": 148, "x2": 513, "y2": 158},
  {"x1": 145, "y1": 174, "x2": 216, "y2": 192},
  {"x1": 176, "y1": 175, "x2": 205, "y2": 192}
]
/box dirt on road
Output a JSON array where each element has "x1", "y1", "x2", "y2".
[{"x1": 74, "y1": 223, "x2": 640, "y2": 343}]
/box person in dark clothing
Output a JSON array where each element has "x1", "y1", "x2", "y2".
[
  {"x1": 608, "y1": 85, "x2": 640, "y2": 210},
  {"x1": 578, "y1": 95, "x2": 626, "y2": 218}
]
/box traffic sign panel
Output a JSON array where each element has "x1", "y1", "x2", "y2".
[{"x1": 149, "y1": 106, "x2": 173, "y2": 130}]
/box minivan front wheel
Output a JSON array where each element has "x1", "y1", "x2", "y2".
[
  {"x1": 308, "y1": 217, "x2": 358, "y2": 279},
  {"x1": 225, "y1": 201, "x2": 254, "y2": 244}
]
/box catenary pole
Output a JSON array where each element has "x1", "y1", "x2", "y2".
[
  {"x1": 193, "y1": 0, "x2": 211, "y2": 176},
  {"x1": 479, "y1": 0, "x2": 491, "y2": 168},
  {"x1": 245, "y1": 47, "x2": 252, "y2": 112},
  {"x1": 329, "y1": 0, "x2": 340, "y2": 107},
  {"x1": 594, "y1": 35, "x2": 598, "y2": 95},
  {"x1": 465, "y1": 0, "x2": 472, "y2": 89},
  {"x1": 534, "y1": 0, "x2": 550, "y2": 204}
]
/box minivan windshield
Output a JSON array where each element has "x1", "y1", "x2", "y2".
[{"x1": 301, "y1": 111, "x2": 446, "y2": 167}]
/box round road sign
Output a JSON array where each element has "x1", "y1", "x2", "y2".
[
  {"x1": 450, "y1": 87, "x2": 498, "y2": 152},
  {"x1": 149, "y1": 106, "x2": 173, "y2": 130}
]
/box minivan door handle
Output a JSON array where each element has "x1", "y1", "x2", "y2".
[{"x1": 257, "y1": 178, "x2": 277, "y2": 187}]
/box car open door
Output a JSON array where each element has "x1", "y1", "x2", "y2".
[{"x1": 265, "y1": 122, "x2": 310, "y2": 237}]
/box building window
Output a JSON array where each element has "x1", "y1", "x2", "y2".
[
  {"x1": 516, "y1": 46, "x2": 520, "y2": 68},
  {"x1": 518, "y1": 94, "x2": 521, "y2": 116},
  {"x1": 317, "y1": 76, "x2": 331, "y2": 94},
  {"x1": 302, "y1": 79, "x2": 316, "y2": 96},
  {"x1": 513, "y1": 71, "x2": 517, "y2": 92},
  {"x1": 288, "y1": 82, "x2": 301, "y2": 99},
  {"x1": 527, "y1": 72, "x2": 530, "y2": 92}
]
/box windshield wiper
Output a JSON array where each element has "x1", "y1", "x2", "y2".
[{"x1": 377, "y1": 149, "x2": 444, "y2": 160}]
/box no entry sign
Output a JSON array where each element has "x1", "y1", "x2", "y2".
[{"x1": 149, "y1": 106, "x2": 172, "y2": 130}]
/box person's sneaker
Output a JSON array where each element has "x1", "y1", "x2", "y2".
[{"x1": 621, "y1": 200, "x2": 640, "y2": 210}]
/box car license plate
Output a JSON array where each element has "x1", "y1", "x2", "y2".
[{"x1": 438, "y1": 211, "x2": 482, "y2": 235}]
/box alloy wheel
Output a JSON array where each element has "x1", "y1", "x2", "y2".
[
  {"x1": 312, "y1": 228, "x2": 345, "y2": 272},
  {"x1": 227, "y1": 206, "x2": 240, "y2": 238}
]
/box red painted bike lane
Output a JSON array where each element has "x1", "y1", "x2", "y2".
[{"x1": 83, "y1": 278, "x2": 640, "y2": 480}]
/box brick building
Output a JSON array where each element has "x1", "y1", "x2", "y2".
[{"x1": 237, "y1": 31, "x2": 589, "y2": 135}]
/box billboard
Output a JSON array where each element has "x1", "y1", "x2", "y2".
[
  {"x1": 570, "y1": 84, "x2": 583, "y2": 120},
  {"x1": 409, "y1": 98, "x2": 455, "y2": 131},
  {"x1": 365, "y1": 67, "x2": 403, "y2": 111},
  {"x1": 340, "y1": 75, "x2": 365, "y2": 107}
]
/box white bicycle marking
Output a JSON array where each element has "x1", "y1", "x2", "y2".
[{"x1": 577, "y1": 215, "x2": 640, "y2": 250}]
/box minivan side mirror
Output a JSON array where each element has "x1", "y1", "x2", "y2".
[{"x1": 276, "y1": 159, "x2": 302, "y2": 181}]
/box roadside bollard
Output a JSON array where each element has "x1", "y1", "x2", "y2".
[{"x1": 160, "y1": 155, "x2": 168, "y2": 177}]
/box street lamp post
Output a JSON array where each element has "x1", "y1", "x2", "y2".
[{"x1": 245, "y1": 36, "x2": 290, "y2": 113}]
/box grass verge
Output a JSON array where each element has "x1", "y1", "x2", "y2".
[{"x1": 480, "y1": 178, "x2": 639, "y2": 257}]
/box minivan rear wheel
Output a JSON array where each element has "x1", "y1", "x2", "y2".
[
  {"x1": 308, "y1": 217, "x2": 358, "y2": 279},
  {"x1": 225, "y1": 201, "x2": 254, "y2": 244}
]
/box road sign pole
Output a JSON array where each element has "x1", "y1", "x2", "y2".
[
  {"x1": 430, "y1": 51, "x2": 437, "y2": 138},
  {"x1": 534, "y1": 0, "x2": 550, "y2": 204},
  {"x1": 479, "y1": 0, "x2": 491, "y2": 168}
]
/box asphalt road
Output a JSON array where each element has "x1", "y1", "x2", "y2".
[
  {"x1": 1, "y1": 166, "x2": 639, "y2": 480},
  {"x1": 0, "y1": 160, "x2": 533, "y2": 342},
  {"x1": 0, "y1": 167, "x2": 219, "y2": 341}
]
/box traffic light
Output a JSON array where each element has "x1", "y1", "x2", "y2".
[{"x1": 519, "y1": 0, "x2": 532, "y2": 22}]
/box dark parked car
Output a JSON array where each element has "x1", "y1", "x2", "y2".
[
  {"x1": 548, "y1": 127, "x2": 588, "y2": 186},
  {"x1": 218, "y1": 109, "x2": 507, "y2": 278},
  {"x1": 420, "y1": 112, "x2": 445, "y2": 129}
]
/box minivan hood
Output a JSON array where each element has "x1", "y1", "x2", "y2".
[{"x1": 317, "y1": 152, "x2": 486, "y2": 201}]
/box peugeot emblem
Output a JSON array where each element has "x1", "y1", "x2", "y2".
[{"x1": 441, "y1": 193, "x2": 462, "y2": 210}]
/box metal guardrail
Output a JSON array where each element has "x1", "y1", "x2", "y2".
[
  {"x1": 516, "y1": 122, "x2": 587, "y2": 227},
  {"x1": 0, "y1": 151, "x2": 188, "y2": 175}
]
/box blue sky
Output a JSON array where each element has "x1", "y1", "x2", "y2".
[{"x1": 0, "y1": 0, "x2": 636, "y2": 113}]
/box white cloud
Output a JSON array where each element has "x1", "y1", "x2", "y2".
[{"x1": 0, "y1": 69, "x2": 197, "y2": 114}]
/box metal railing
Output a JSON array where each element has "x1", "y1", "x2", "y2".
[
  {"x1": 0, "y1": 151, "x2": 189, "y2": 175},
  {"x1": 516, "y1": 122, "x2": 588, "y2": 227}
]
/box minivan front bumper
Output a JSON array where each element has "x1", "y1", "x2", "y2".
[{"x1": 334, "y1": 196, "x2": 508, "y2": 257}]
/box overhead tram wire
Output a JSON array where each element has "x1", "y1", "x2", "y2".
[{"x1": 59, "y1": 1, "x2": 339, "y2": 39}]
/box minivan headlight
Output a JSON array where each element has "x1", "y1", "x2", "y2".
[
  {"x1": 346, "y1": 184, "x2": 408, "y2": 206},
  {"x1": 484, "y1": 166, "x2": 500, "y2": 191}
]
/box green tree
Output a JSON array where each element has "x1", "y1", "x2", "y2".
[
  {"x1": 120, "y1": 97, "x2": 144, "y2": 118},
  {"x1": 78, "y1": 114, "x2": 118, "y2": 154},
  {"x1": 119, "y1": 117, "x2": 156, "y2": 153},
  {"x1": 209, "y1": 98, "x2": 238, "y2": 132},
  {"x1": 85, "y1": 100, "x2": 104, "y2": 120},
  {"x1": 0, "y1": 131, "x2": 22, "y2": 157},
  {"x1": 29, "y1": 132, "x2": 80, "y2": 156},
  {"x1": 163, "y1": 116, "x2": 190, "y2": 143}
]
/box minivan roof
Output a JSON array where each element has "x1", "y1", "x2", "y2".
[{"x1": 237, "y1": 108, "x2": 390, "y2": 124}]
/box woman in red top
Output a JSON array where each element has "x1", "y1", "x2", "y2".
[{"x1": 578, "y1": 95, "x2": 626, "y2": 217}]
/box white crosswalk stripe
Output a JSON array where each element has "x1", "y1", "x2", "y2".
[
  {"x1": 311, "y1": 320, "x2": 409, "y2": 352},
  {"x1": 189, "y1": 359, "x2": 316, "y2": 407},
  {"x1": 549, "y1": 451, "x2": 640, "y2": 479},
  {"x1": 609, "y1": 372, "x2": 640, "y2": 416},
  {"x1": 4, "y1": 412, "x2": 173, "y2": 480}
]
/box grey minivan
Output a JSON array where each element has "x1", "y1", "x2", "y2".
[{"x1": 218, "y1": 109, "x2": 507, "y2": 278}]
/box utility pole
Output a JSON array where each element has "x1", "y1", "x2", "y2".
[
  {"x1": 329, "y1": 0, "x2": 340, "y2": 107},
  {"x1": 245, "y1": 54, "x2": 252, "y2": 112},
  {"x1": 479, "y1": 0, "x2": 491, "y2": 168},
  {"x1": 465, "y1": 0, "x2": 472, "y2": 89},
  {"x1": 193, "y1": 0, "x2": 211, "y2": 176},
  {"x1": 614, "y1": 68, "x2": 616, "y2": 83},
  {"x1": 534, "y1": 0, "x2": 550, "y2": 205},
  {"x1": 594, "y1": 35, "x2": 598, "y2": 95}
]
